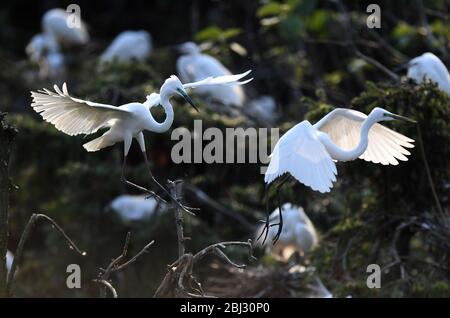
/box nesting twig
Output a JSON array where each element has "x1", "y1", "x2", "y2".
[
  {"x1": 193, "y1": 240, "x2": 256, "y2": 268},
  {"x1": 96, "y1": 231, "x2": 155, "y2": 298},
  {"x1": 6, "y1": 213, "x2": 85, "y2": 295}
]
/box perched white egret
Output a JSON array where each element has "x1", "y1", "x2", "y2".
[
  {"x1": 100, "y1": 31, "x2": 152, "y2": 63},
  {"x1": 260, "y1": 107, "x2": 416, "y2": 242},
  {"x1": 6, "y1": 250, "x2": 13, "y2": 274},
  {"x1": 108, "y1": 194, "x2": 165, "y2": 224},
  {"x1": 176, "y1": 42, "x2": 246, "y2": 107},
  {"x1": 257, "y1": 203, "x2": 318, "y2": 261},
  {"x1": 26, "y1": 33, "x2": 60, "y2": 63},
  {"x1": 26, "y1": 33, "x2": 63, "y2": 79},
  {"x1": 42, "y1": 8, "x2": 89, "y2": 46},
  {"x1": 30, "y1": 71, "x2": 252, "y2": 213},
  {"x1": 407, "y1": 52, "x2": 450, "y2": 96}
]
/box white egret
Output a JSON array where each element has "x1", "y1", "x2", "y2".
[
  {"x1": 260, "y1": 107, "x2": 416, "y2": 243},
  {"x1": 176, "y1": 42, "x2": 246, "y2": 107},
  {"x1": 26, "y1": 33, "x2": 60, "y2": 64},
  {"x1": 26, "y1": 33, "x2": 63, "y2": 79},
  {"x1": 177, "y1": 42, "x2": 278, "y2": 124},
  {"x1": 30, "y1": 71, "x2": 252, "y2": 213},
  {"x1": 26, "y1": 8, "x2": 89, "y2": 79},
  {"x1": 100, "y1": 31, "x2": 152, "y2": 63},
  {"x1": 108, "y1": 194, "x2": 166, "y2": 224},
  {"x1": 42, "y1": 8, "x2": 89, "y2": 46},
  {"x1": 407, "y1": 52, "x2": 450, "y2": 96},
  {"x1": 256, "y1": 203, "x2": 318, "y2": 261}
]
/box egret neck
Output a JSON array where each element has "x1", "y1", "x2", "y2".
[
  {"x1": 319, "y1": 115, "x2": 376, "y2": 162},
  {"x1": 146, "y1": 85, "x2": 175, "y2": 134}
]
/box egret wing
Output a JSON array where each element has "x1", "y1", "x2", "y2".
[
  {"x1": 31, "y1": 83, "x2": 131, "y2": 136},
  {"x1": 143, "y1": 92, "x2": 161, "y2": 109},
  {"x1": 315, "y1": 109, "x2": 414, "y2": 165},
  {"x1": 265, "y1": 121, "x2": 337, "y2": 193},
  {"x1": 182, "y1": 70, "x2": 253, "y2": 89}
]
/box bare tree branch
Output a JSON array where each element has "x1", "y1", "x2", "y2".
[
  {"x1": 6, "y1": 213, "x2": 85, "y2": 295},
  {"x1": 96, "y1": 231, "x2": 155, "y2": 297},
  {"x1": 93, "y1": 279, "x2": 118, "y2": 298}
]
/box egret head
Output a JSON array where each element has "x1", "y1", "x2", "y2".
[
  {"x1": 161, "y1": 75, "x2": 199, "y2": 112},
  {"x1": 406, "y1": 53, "x2": 443, "y2": 82},
  {"x1": 177, "y1": 42, "x2": 200, "y2": 55},
  {"x1": 369, "y1": 107, "x2": 417, "y2": 123}
]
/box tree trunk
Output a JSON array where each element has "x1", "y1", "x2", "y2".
[{"x1": 0, "y1": 113, "x2": 17, "y2": 297}]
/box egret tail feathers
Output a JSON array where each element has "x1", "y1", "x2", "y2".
[{"x1": 83, "y1": 135, "x2": 114, "y2": 152}]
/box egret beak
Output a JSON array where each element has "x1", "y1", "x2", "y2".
[
  {"x1": 387, "y1": 112, "x2": 417, "y2": 123},
  {"x1": 176, "y1": 88, "x2": 199, "y2": 112}
]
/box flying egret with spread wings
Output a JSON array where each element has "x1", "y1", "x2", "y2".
[
  {"x1": 30, "y1": 70, "x2": 252, "y2": 214},
  {"x1": 260, "y1": 107, "x2": 416, "y2": 243},
  {"x1": 406, "y1": 52, "x2": 450, "y2": 96}
]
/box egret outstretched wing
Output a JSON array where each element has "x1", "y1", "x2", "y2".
[
  {"x1": 314, "y1": 109, "x2": 414, "y2": 165},
  {"x1": 31, "y1": 83, "x2": 131, "y2": 136},
  {"x1": 265, "y1": 121, "x2": 337, "y2": 193},
  {"x1": 182, "y1": 70, "x2": 252, "y2": 89},
  {"x1": 144, "y1": 70, "x2": 252, "y2": 109}
]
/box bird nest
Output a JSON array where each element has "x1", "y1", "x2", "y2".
[{"x1": 198, "y1": 260, "x2": 326, "y2": 298}]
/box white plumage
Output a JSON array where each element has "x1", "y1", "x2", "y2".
[
  {"x1": 6, "y1": 250, "x2": 13, "y2": 274},
  {"x1": 407, "y1": 52, "x2": 450, "y2": 96},
  {"x1": 42, "y1": 8, "x2": 89, "y2": 45},
  {"x1": 30, "y1": 71, "x2": 252, "y2": 155},
  {"x1": 176, "y1": 42, "x2": 246, "y2": 107},
  {"x1": 30, "y1": 71, "x2": 252, "y2": 215},
  {"x1": 26, "y1": 8, "x2": 89, "y2": 79},
  {"x1": 26, "y1": 34, "x2": 65, "y2": 80},
  {"x1": 257, "y1": 203, "x2": 318, "y2": 260},
  {"x1": 109, "y1": 195, "x2": 163, "y2": 223},
  {"x1": 26, "y1": 33, "x2": 60, "y2": 63},
  {"x1": 265, "y1": 107, "x2": 415, "y2": 193},
  {"x1": 100, "y1": 31, "x2": 152, "y2": 63}
]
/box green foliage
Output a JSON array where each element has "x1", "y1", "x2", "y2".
[{"x1": 195, "y1": 26, "x2": 241, "y2": 43}]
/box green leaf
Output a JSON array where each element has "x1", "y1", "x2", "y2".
[
  {"x1": 195, "y1": 26, "x2": 241, "y2": 42},
  {"x1": 256, "y1": 2, "x2": 284, "y2": 17}
]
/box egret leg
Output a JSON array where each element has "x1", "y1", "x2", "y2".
[
  {"x1": 272, "y1": 176, "x2": 289, "y2": 244},
  {"x1": 141, "y1": 151, "x2": 197, "y2": 216},
  {"x1": 121, "y1": 155, "x2": 167, "y2": 205},
  {"x1": 256, "y1": 184, "x2": 271, "y2": 244}
]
